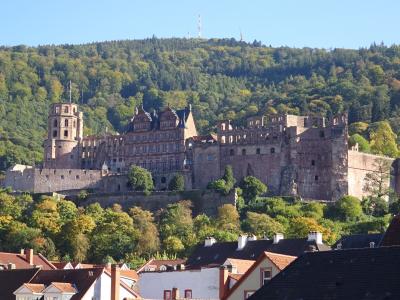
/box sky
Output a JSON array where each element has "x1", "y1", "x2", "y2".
[{"x1": 1, "y1": 0, "x2": 399, "y2": 49}]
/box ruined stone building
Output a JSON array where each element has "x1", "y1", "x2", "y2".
[{"x1": 4, "y1": 102, "x2": 396, "y2": 201}]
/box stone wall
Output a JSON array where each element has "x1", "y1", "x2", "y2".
[
  {"x1": 347, "y1": 150, "x2": 393, "y2": 199},
  {"x1": 4, "y1": 167, "x2": 102, "y2": 193},
  {"x1": 78, "y1": 189, "x2": 236, "y2": 216}
]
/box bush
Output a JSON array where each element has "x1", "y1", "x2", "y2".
[
  {"x1": 239, "y1": 176, "x2": 267, "y2": 203},
  {"x1": 168, "y1": 174, "x2": 185, "y2": 191},
  {"x1": 128, "y1": 165, "x2": 154, "y2": 193}
]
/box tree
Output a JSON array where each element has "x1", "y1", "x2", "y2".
[
  {"x1": 168, "y1": 174, "x2": 185, "y2": 191},
  {"x1": 128, "y1": 165, "x2": 154, "y2": 193},
  {"x1": 332, "y1": 195, "x2": 363, "y2": 221},
  {"x1": 361, "y1": 197, "x2": 388, "y2": 217},
  {"x1": 244, "y1": 212, "x2": 285, "y2": 238},
  {"x1": 239, "y1": 176, "x2": 267, "y2": 202},
  {"x1": 369, "y1": 121, "x2": 399, "y2": 157},
  {"x1": 129, "y1": 206, "x2": 160, "y2": 256},
  {"x1": 207, "y1": 165, "x2": 236, "y2": 195},
  {"x1": 363, "y1": 158, "x2": 392, "y2": 199},
  {"x1": 216, "y1": 204, "x2": 240, "y2": 234},
  {"x1": 348, "y1": 134, "x2": 370, "y2": 153}
]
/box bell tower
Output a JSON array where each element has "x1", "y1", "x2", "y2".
[{"x1": 43, "y1": 103, "x2": 83, "y2": 169}]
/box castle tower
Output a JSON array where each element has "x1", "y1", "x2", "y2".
[{"x1": 43, "y1": 103, "x2": 83, "y2": 169}]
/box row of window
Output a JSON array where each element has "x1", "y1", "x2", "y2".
[
  {"x1": 229, "y1": 147, "x2": 275, "y2": 156},
  {"x1": 164, "y1": 289, "x2": 192, "y2": 300},
  {"x1": 53, "y1": 129, "x2": 69, "y2": 138},
  {"x1": 55, "y1": 105, "x2": 76, "y2": 114},
  {"x1": 127, "y1": 132, "x2": 180, "y2": 142},
  {"x1": 53, "y1": 119, "x2": 76, "y2": 128}
]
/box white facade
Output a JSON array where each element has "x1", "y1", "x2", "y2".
[{"x1": 139, "y1": 267, "x2": 220, "y2": 300}]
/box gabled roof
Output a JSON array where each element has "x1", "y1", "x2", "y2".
[
  {"x1": 186, "y1": 238, "x2": 329, "y2": 269},
  {"x1": 21, "y1": 283, "x2": 45, "y2": 293},
  {"x1": 223, "y1": 258, "x2": 255, "y2": 274},
  {"x1": 333, "y1": 233, "x2": 384, "y2": 249},
  {"x1": 222, "y1": 251, "x2": 295, "y2": 300},
  {"x1": 43, "y1": 282, "x2": 77, "y2": 294},
  {"x1": 29, "y1": 268, "x2": 103, "y2": 300},
  {"x1": 249, "y1": 246, "x2": 400, "y2": 300},
  {"x1": 380, "y1": 215, "x2": 400, "y2": 247},
  {"x1": 0, "y1": 268, "x2": 40, "y2": 300},
  {"x1": 137, "y1": 258, "x2": 186, "y2": 273},
  {"x1": 0, "y1": 251, "x2": 56, "y2": 270}
]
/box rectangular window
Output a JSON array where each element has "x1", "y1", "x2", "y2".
[
  {"x1": 184, "y1": 289, "x2": 192, "y2": 299},
  {"x1": 261, "y1": 268, "x2": 272, "y2": 285},
  {"x1": 164, "y1": 290, "x2": 172, "y2": 300},
  {"x1": 64, "y1": 130, "x2": 68, "y2": 137}
]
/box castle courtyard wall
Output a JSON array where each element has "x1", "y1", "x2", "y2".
[{"x1": 347, "y1": 150, "x2": 393, "y2": 199}]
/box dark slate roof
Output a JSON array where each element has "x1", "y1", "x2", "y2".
[
  {"x1": 0, "y1": 268, "x2": 40, "y2": 300},
  {"x1": 380, "y1": 215, "x2": 400, "y2": 247},
  {"x1": 127, "y1": 106, "x2": 191, "y2": 132},
  {"x1": 30, "y1": 268, "x2": 103, "y2": 300},
  {"x1": 250, "y1": 246, "x2": 400, "y2": 300},
  {"x1": 332, "y1": 233, "x2": 384, "y2": 249},
  {"x1": 185, "y1": 238, "x2": 330, "y2": 268}
]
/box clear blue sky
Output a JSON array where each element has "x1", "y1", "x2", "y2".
[{"x1": 1, "y1": 0, "x2": 399, "y2": 49}]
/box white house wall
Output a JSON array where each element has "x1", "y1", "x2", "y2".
[{"x1": 139, "y1": 268, "x2": 220, "y2": 300}]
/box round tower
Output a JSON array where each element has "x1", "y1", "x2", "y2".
[{"x1": 43, "y1": 103, "x2": 83, "y2": 169}]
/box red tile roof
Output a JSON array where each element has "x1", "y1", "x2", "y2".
[
  {"x1": 22, "y1": 283, "x2": 45, "y2": 293},
  {"x1": 0, "y1": 251, "x2": 55, "y2": 270},
  {"x1": 49, "y1": 282, "x2": 77, "y2": 293},
  {"x1": 224, "y1": 258, "x2": 255, "y2": 274},
  {"x1": 264, "y1": 252, "x2": 296, "y2": 271}
]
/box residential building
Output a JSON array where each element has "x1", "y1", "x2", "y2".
[
  {"x1": 137, "y1": 259, "x2": 186, "y2": 273},
  {"x1": 332, "y1": 233, "x2": 383, "y2": 250},
  {"x1": 0, "y1": 249, "x2": 56, "y2": 270},
  {"x1": 223, "y1": 252, "x2": 296, "y2": 300}
]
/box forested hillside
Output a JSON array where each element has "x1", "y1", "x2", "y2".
[{"x1": 1, "y1": 38, "x2": 400, "y2": 170}]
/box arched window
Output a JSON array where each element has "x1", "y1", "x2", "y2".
[
  {"x1": 53, "y1": 130, "x2": 57, "y2": 138},
  {"x1": 256, "y1": 148, "x2": 261, "y2": 155},
  {"x1": 64, "y1": 119, "x2": 69, "y2": 127},
  {"x1": 242, "y1": 149, "x2": 246, "y2": 156},
  {"x1": 64, "y1": 106, "x2": 69, "y2": 113},
  {"x1": 53, "y1": 119, "x2": 58, "y2": 127}
]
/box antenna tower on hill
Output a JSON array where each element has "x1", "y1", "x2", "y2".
[{"x1": 198, "y1": 14, "x2": 202, "y2": 38}]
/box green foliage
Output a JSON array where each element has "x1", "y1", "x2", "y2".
[
  {"x1": 369, "y1": 121, "x2": 399, "y2": 157},
  {"x1": 327, "y1": 195, "x2": 363, "y2": 222},
  {"x1": 239, "y1": 176, "x2": 267, "y2": 202},
  {"x1": 207, "y1": 165, "x2": 235, "y2": 195},
  {"x1": 128, "y1": 165, "x2": 154, "y2": 193},
  {"x1": 348, "y1": 122, "x2": 369, "y2": 136},
  {"x1": 348, "y1": 134, "x2": 371, "y2": 153},
  {"x1": 168, "y1": 174, "x2": 185, "y2": 191},
  {"x1": 243, "y1": 212, "x2": 285, "y2": 238}
]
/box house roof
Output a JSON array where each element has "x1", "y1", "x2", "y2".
[
  {"x1": 332, "y1": 233, "x2": 384, "y2": 249},
  {"x1": 222, "y1": 252, "x2": 296, "y2": 300},
  {"x1": 223, "y1": 258, "x2": 255, "y2": 274},
  {"x1": 0, "y1": 268, "x2": 40, "y2": 300},
  {"x1": 46, "y1": 282, "x2": 77, "y2": 294},
  {"x1": 249, "y1": 246, "x2": 400, "y2": 300},
  {"x1": 186, "y1": 238, "x2": 329, "y2": 269},
  {"x1": 380, "y1": 215, "x2": 400, "y2": 246},
  {"x1": 0, "y1": 251, "x2": 56, "y2": 270},
  {"x1": 22, "y1": 283, "x2": 45, "y2": 293},
  {"x1": 137, "y1": 259, "x2": 186, "y2": 273},
  {"x1": 29, "y1": 268, "x2": 103, "y2": 300}
]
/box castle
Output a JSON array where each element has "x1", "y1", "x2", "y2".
[{"x1": 4, "y1": 102, "x2": 397, "y2": 201}]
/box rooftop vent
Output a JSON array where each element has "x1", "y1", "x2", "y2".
[
  {"x1": 273, "y1": 233, "x2": 284, "y2": 244},
  {"x1": 237, "y1": 235, "x2": 248, "y2": 250},
  {"x1": 248, "y1": 234, "x2": 257, "y2": 241},
  {"x1": 307, "y1": 231, "x2": 322, "y2": 244},
  {"x1": 204, "y1": 237, "x2": 216, "y2": 247}
]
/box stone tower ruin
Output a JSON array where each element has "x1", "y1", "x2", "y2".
[{"x1": 43, "y1": 103, "x2": 83, "y2": 169}]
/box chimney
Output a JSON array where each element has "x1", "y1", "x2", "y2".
[
  {"x1": 204, "y1": 237, "x2": 216, "y2": 247},
  {"x1": 370, "y1": 242, "x2": 375, "y2": 248},
  {"x1": 7, "y1": 263, "x2": 16, "y2": 270},
  {"x1": 172, "y1": 287, "x2": 180, "y2": 300},
  {"x1": 111, "y1": 264, "x2": 120, "y2": 300},
  {"x1": 248, "y1": 234, "x2": 257, "y2": 241},
  {"x1": 307, "y1": 231, "x2": 323, "y2": 244},
  {"x1": 237, "y1": 235, "x2": 248, "y2": 250},
  {"x1": 176, "y1": 264, "x2": 185, "y2": 271},
  {"x1": 25, "y1": 249, "x2": 34, "y2": 265},
  {"x1": 20, "y1": 249, "x2": 24, "y2": 255},
  {"x1": 273, "y1": 233, "x2": 284, "y2": 244},
  {"x1": 219, "y1": 266, "x2": 229, "y2": 299}
]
